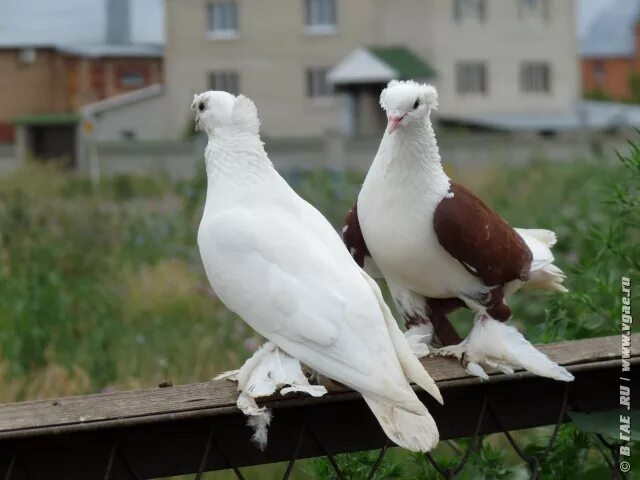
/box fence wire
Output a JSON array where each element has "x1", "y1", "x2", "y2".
[{"x1": 1, "y1": 382, "x2": 627, "y2": 480}]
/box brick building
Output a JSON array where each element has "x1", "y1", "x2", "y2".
[
  {"x1": 0, "y1": 0, "x2": 164, "y2": 154},
  {"x1": 0, "y1": 45, "x2": 162, "y2": 144},
  {"x1": 581, "y1": 1, "x2": 640, "y2": 100}
]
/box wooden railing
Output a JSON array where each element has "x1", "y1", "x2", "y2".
[{"x1": 0, "y1": 334, "x2": 636, "y2": 479}]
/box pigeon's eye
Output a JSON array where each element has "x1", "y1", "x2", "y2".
[
  {"x1": 413, "y1": 99, "x2": 420, "y2": 109},
  {"x1": 198, "y1": 102, "x2": 205, "y2": 112}
]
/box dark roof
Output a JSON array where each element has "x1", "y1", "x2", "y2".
[{"x1": 369, "y1": 46, "x2": 435, "y2": 79}]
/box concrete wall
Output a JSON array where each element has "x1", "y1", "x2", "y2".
[
  {"x1": 165, "y1": 0, "x2": 579, "y2": 139},
  {"x1": 90, "y1": 93, "x2": 170, "y2": 142},
  {"x1": 66, "y1": 132, "x2": 626, "y2": 182},
  {"x1": 90, "y1": 140, "x2": 200, "y2": 180},
  {"x1": 0, "y1": 144, "x2": 18, "y2": 175}
]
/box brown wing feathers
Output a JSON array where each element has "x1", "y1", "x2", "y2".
[
  {"x1": 343, "y1": 202, "x2": 370, "y2": 268},
  {"x1": 433, "y1": 182, "x2": 532, "y2": 287}
]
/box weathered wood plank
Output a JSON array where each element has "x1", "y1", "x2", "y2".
[
  {"x1": 0, "y1": 334, "x2": 635, "y2": 480},
  {"x1": 0, "y1": 334, "x2": 635, "y2": 438}
]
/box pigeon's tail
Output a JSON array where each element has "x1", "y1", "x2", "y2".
[
  {"x1": 360, "y1": 272, "x2": 443, "y2": 404},
  {"x1": 515, "y1": 228, "x2": 568, "y2": 293},
  {"x1": 363, "y1": 395, "x2": 439, "y2": 452}
]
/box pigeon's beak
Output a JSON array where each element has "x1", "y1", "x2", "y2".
[
  {"x1": 386, "y1": 114, "x2": 406, "y2": 134},
  {"x1": 194, "y1": 117, "x2": 200, "y2": 132}
]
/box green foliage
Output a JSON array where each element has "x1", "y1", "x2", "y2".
[
  {"x1": 1, "y1": 138, "x2": 638, "y2": 475},
  {"x1": 630, "y1": 73, "x2": 640, "y2": 104},
  {"x1": 310, "y1": 451, "x2": 406, "y2": 479},
  {"x1": 583, "y1": 90, "x2": 611, "y2": 102}
]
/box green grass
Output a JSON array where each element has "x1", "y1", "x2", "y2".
[{"x1": 0, "y1": 141, "x2": 638, "y2": 477}]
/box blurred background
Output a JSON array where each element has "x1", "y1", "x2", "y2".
[{"x1": 0, "y1": 0, "x2": 638, "y2": 478}]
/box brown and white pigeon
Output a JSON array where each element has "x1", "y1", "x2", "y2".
[{"x1": 343, "y1": 80, "x2": 573, "y2": 382}]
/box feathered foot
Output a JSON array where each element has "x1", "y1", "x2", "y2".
[
  {"x1": 214, "y1": 342, "x2": 328, "y2": 450},
  {"x1": 404, "y1": 324, "x2": 434, "y2": 358},
  {"x1": 432, "y1": 315, "x2": 574, "y2": 382}
]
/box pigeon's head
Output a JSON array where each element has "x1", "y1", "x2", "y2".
[
  {"x1": 191, "y1": 91, "x2": 260, "y2": 136},
  {"x1": 379, "y1": 80, "x2": 438, "y2": 134}
]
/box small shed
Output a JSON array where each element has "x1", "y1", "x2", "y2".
[{"x1": 12, "y1": 113, "x2": 81, "y2": 167}]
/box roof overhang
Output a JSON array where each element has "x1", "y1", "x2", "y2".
[
  {"x1": 440, "y1": 101, "x2": 640, "y2": 132},
  {"x1": 328, "y1": 46, "x2": 434, "y2": 86},
  {"x1": 12, "y1": 113, "x2": 80, "y2": 126},
  {"x1": 328, "y1": 48, "x2": 397, "y2": 85},
  {"x1": 82, "y1": 84, "x2": 165, "y2": 117}
]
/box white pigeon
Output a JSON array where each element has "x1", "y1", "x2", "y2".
[
  {"x1": 343, "y1": 80, "x2": 573, "y2": 382},
  {"x1": 192, "y1": 90, "x2": 443, "y2": 452}
]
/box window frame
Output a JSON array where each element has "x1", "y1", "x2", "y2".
[
  {"x1": 305, "y1": 67, "x2": 334, "y2": 100},
  {"x1": 304, "y1": 0, "x2": 337, "y2": 35},
  {"x1": 455, "y1": 61, "x2": 488, "y2": 95},
  {"x1": 520, "y1": 61, "x2": 551, "y2": 94},
  {"x1": 454, "y1": 0, "x2": 486, "y2": 23},
  {"x1": 518, "y1": 0, "x2": 549, "y2": 21},
  {"x1": 209, "y1": 71, "x2": 240, "y2": 95},
  {"x1": 207, "y1": 1, "x2": 239, "y2": 40}
]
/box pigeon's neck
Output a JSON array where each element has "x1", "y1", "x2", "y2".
[
  {"x1": 374, "y1": 116, "x2": 450, "y2": 197},
  {"x1": 203, "y1": 130, "x2": 278, "y2": 212},
  {"x1": 205, "y1": 131, "x2": 274, "y2": 180}
]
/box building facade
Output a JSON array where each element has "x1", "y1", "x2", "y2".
[
  {"x1": 580, "y1": 1, "x2": 640, "y2": 101},
  {"x1": 0, "y1": 0, "x2": 164, "y2": 145},
  {"x1": 165, "y1": 0, "x2": 579, "y2": 138}
]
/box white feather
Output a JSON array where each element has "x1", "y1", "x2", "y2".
[
  {"x1": 463, "y1": 317, "x2": 574, "y2": 382},
  {"x1": 196, "y1": 91, "x2": 439, "y2": 451}
]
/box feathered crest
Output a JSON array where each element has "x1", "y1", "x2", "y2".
[
  {"x1": 232, "y1": 95, "x2": 261, "y2": 134},
  {"x1": 380, "y1": 80, "x2": 439, "y2": 111}
]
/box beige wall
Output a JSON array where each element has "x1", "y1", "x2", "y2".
[
  {"x1": 165, "y1": 0, "x2": 579, "y2": 139},
  {"x1": 426, "y1": 0, "x2": 579, "y2": 117},
  {"x1": 166, "y1": 0, "x2": 382, "y2": 138}
]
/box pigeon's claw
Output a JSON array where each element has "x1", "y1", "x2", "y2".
[{"x1": 430, "y1": 340, "x2": 467, "y2": 360}]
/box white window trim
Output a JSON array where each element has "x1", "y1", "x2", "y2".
[
  {"x1": 206, "y1": 30, "x2": 239, "y2": 41},
  {"x1": 304, "y1": 24, "x2": 338, "y2": 36},
  {"x1": 206, "y1": 2, "x2": 239, "y2": 40}
]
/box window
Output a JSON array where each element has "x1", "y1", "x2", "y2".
[
  {"x1": 306, "y1": 68, "x2": 333, "y2": 98},
  {"x1": 305, "y1": 0, "x2": 337, "y2": 32},
  {"x1": 209, "y1": 71, "x2": 240, "y2": 95},
  {"x1": 520, "y1": 62, "x2": 551, "y2": 93},
  {"x1": 207, "y1": 2, "x2": 238, "y2": 37},
  {"x1": 518, "y1": 0, "x2": 549, "y2": 20},
  {"x1": 454, "y1": 0, "x2": 485, "y2": 22},
  {"x1": 456, "y1": 62, "x2": 487, "y2": 94},
  {"x1": 594, "y1": 61, "x2": 605, "y2": 86},
  {"x1": 118, "y1": 70, "x2": 146, "y2": 89}
]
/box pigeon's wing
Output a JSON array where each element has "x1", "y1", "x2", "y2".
[
  {"x1": 199, "y1": 207, "x2": 421, "y2": 412},
  {"x1": 343, "y1": 201, "x2": 383, "y2": 278},
  {"x1": 433, "y1": 182, "x2": 532, "y2": 286}
]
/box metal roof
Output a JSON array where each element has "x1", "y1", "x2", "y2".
[
  {"x1": 55, "y1": 43, "x2": 163, "y2": 58},
  {"x1": 82, "y1": 84, "x2": 164, "y2": 117},
  {"x1": 328, "y1": 46, "x2": 435, "y2": 85},
  {"x1": 580, "y1": 0, "x2": 640, "y2": 58},
  {"x1": 442, "y1": 101, "x2": 640, "y2": 131}
]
